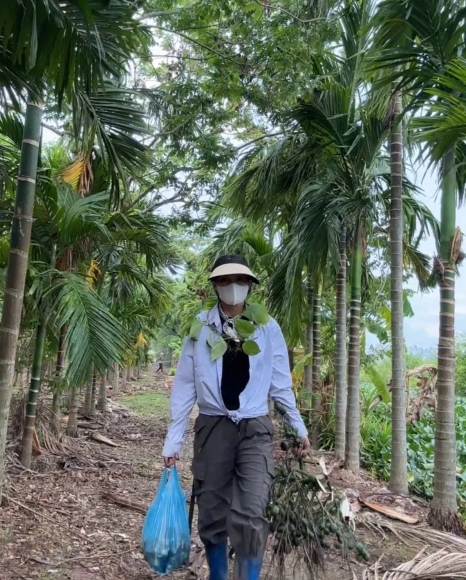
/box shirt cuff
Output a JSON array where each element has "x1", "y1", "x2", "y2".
[
  {"x1": 162, "y1": 439, "x2": 181, "y2": 457},
  {"x1": 295, "y1": 422, "x2": 308, "y2": 438}
]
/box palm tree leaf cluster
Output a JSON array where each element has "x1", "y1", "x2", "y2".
[{"x1": 0, "y1": 0, "x2": 151, "y2": 103}]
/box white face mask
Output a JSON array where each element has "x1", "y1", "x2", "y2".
[{"x1": 216, "y1": 283, "x2": 249, "y2": 306}]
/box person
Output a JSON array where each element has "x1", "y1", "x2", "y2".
[
  {"x1": 162, "y1": 255, "x2": 310, "y2": 580},
  {"x1": 156, "y1": 354, "x2": 164, "y2": 373}
]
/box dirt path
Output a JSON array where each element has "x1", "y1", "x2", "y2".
[{"x1": 0, "y1": 372, "x2": 437, "y2": 580}]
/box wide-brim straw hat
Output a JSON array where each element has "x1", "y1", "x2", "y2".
[{"x1": 209, "y1": 254, "x2": 259, "y2": 284}]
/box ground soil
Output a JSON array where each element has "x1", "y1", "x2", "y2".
[{"x1": 0, "y1": 371, "x2": 445, "y2": 580}]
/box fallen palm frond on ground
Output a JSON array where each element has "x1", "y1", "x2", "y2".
[
  {"x1": 356, "y1": 512, "x2": 466, "y2": 553},
  {"x1": 361, "y1": 549, "x2": 466, "y2": 580}
]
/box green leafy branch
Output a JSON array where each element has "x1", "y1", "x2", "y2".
[{"x1": 189, "y1": 303, "x2": 269, "y2": 361}]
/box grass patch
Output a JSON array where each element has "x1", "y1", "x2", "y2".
[{"x1": 119, "y1": 390, "x2": 170, "y2": 417}]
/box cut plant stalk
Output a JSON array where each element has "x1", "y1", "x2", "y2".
[
  {"x1": 389, "y1": 90, "x2": 408, "y2": 494},
  {"x1": 20, "y1": 322, "x2": 47, "y2": 469},
  {"x1": 0, "y1": 99, "x2": 43, "y2": 502}
]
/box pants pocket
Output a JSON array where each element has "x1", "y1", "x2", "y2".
[{"x1": 255, "y1": 415, "x2": 274, "y2": 436}]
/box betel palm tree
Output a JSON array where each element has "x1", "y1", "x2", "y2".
[
  {"x1": 0, "y1": 128, "x2": 173, "y2": 460},
  {"x1": 220, "y1": 0, "x2": 380, "y2": 461},
  {"x1": 370, "y1": 0, "x2": 466, "y2": 531},
  {"x1": 0, "y1": 0, "x2": 151, "y2": 500},
  {"x1": 222, "y1": 132, "x2": 320, "y2": 355},
  {"x1": 389, "y1": 90, "x2": 408, "y2": 494},
  {"x1": 23, "y1": 185, "x2": 172, "y2": 455},
  {"x1": 280, "y1": 0, "x2": 383, "y2": 470},
  {"x1": 271, "y1": 75, "x2": 437, "y2": 469},
  {"x1": 12, "y1": 185, "x2": 128, "y2": 461}
]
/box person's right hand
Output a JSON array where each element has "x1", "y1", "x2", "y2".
[{"x1": 164, "y1": 453, "x2": 179, "y2": 468}]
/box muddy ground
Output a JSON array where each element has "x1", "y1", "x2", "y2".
[{"x1": 0, "y1": 370, "x2": 449, "y2": 579}]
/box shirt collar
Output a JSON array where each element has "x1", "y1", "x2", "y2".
[{"x1": 206, "y1": 304, "x2": 222, "y2": 330}]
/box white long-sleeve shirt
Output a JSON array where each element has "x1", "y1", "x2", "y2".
[{"x1": 162, "y1": 305, "x2": 308, "y2": 457}]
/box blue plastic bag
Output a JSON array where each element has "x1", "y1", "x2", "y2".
[{"x1": 142, "y1": 467, "x2": 191, "y2": 575}]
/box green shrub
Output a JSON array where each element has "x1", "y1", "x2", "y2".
[
  {"x1": 318, "y1": 389, "x2": 466, "y2": 508},
  {"x1": 457, "y1": 334, "x2": 466, "y2": 396}
]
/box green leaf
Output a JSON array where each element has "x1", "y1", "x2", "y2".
[
  {"x1": 244, "y1": 303, "x2": 269, "y2": 325},
  {"x1": 293, "y1": 352, "x2": 313, "y2": 374},
  {"x1": 365, "y1": 364, "x2": 391, "y2": 404},
  {"x1": 242, "y1": 340, "x2": 261, "y2": 356},
  {"x1": 235, "y1": 319, "x2": 255, "y2": 338},
  {"x1": 403, "y1": 293, "x2": 415, "y2": 318},
  {"x1": 211, "y1": 337, "x2": 228, "y2": 361},
  {"x1": 189, "y1": 319, "x2": 204, "y2": 341},
  {"x1": 207, "y1": 333, "x2": 216, "y2": 347}
]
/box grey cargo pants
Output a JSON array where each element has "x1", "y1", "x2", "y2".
[{"x1": 192, "y1": 414, "x2": 274, "y2": 558}]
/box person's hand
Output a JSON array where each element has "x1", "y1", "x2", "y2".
[
  {"x1": 164, "y1": 453, "x2": 179, "y2": 468},
  {"x1": 294, "y1": 436, "x2": 311, "y2": 458}
]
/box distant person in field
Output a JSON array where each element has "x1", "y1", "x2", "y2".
[
  {"x1": 162, "y1": 255, "x2": 310, "y2": 580},
  {"x1": 156, "y1": 355, "x2": 164, "y2": 373}
]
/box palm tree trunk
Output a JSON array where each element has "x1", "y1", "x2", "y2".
[
  {"x1": 121, "y1": 368, "x2": 127, "y2": 391},
  {"x1": 0, "y1": 99, "x2": 43, "y2": 502},
  {"x1": 113, "y1": 363, "x2": 120, "y2": 396},
  {"x1": 67, "y1": 385, "x2": 80, "y2": 437},
  {"x1": 335, "y1": 229, "x2": 347, "y2": 460},
  {"x1": 126, "y1": 367, "x2": 131, "y2": 383},
  {"x1": 52, "y1": 325, "x2": 66, "y2": 423},
  {"x1": 20, "y1": 322, "x2": 47, "y2": 469},
  {"x1": 303, "y1": 278, "x2": 314, "y2": 399},
  {"x1": 389, "y1": 92, "x2": 408, "y2": 494},
  {"x1": 96, "y1": 373, "x2": 107, "y2": 412},
  {"x1": 429, "y1": 146, "x2": 462, "y2": 532},
  {"x1": 311, "y1": 285, "x2": 322, "y2": 448},
  {"x1": 345, "y1": 221, "x2": 363, "y2": 474},
  {"x1": 90, "y1": 372, "x2": 97, "y2": 415},
  {"x1": 84, "y1": 377, "x2": 93, "y2": 415}
]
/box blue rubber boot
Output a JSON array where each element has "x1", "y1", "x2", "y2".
[
  {"x1": 206, "y1": 542, "x2": 229, "y2": 580},
  {"x1": 233, "y1": 556, "x2": 263, "y2": 580}
]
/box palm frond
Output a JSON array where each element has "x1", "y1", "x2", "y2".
[
  {"x1": 0, "y1": 50, "x2": 43, "y2": 106},
  {"x1": 1, "y1": 0, "x2": 151, "y2": 103},
  {"x1": 71, "y1": 87, "x2": 151, "y2": 202},
  {"x1": 369, "y1": 0, "x2": 466, "y2": 105},
  {"x1": 268, "y1": 240, "x2": 308, "y2": 347},
  {"x1": 103, "y1": 210, "x2": 174, "y2": 271},
  {"x1": 362, "y1": 549, "x2": 466, "y2": 580},
  {"x1": 106, "y1": 262, "x2": 172, "y2": 313},
  {"x1": 44, "y1": 271, "x2": 130, "y2": 386},
  {"x1": 224, "y1": 133, "x2": 318, "y2": 224}
]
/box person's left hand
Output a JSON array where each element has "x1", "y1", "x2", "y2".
[{"x1": 295, "y1": 436, "x2": 311, "y2": 458}]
